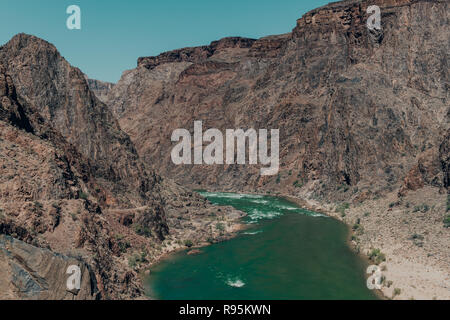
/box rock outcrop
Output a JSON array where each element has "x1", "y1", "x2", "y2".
[
  {"x1": 86, "y1": 78, "x2": 114, "y2": 104},
  {"x1": 0, "y1": 36, "x2": 244, "y2": 299},
  {"x1": 0, "y1": 235, "x2": 98, "y2": 300}
]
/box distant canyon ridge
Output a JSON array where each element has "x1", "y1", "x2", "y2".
[{"x1": 102, "y1": 0, "x2": 448, "y2": 200}]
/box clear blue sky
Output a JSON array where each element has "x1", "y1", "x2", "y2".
[{"x1": 0, "y1": 0, "x2": 330, "y2": 82}]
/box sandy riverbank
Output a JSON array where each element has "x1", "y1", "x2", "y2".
[{"x1": 281, "y1": 188, "x2": 450, "y2": 300}]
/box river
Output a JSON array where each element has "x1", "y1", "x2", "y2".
[{"x1": 146, "y1": 192, "x2": 377, "y2": 300}]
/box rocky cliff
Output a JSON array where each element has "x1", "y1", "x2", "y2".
[
  {"x1": 0, "y1": 36, "x2": 244, "y2": 299},
  {"x1": 107, "y1": 0, "x2": 448, "y2": 198},
  {"x1": 0, "y1": 235, "x2": 98, "y2": 300},
  {"x1": 86, "y1": 78, "x2": 114, "y2": 104}
]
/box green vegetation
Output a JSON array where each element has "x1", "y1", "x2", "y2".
[
  {"x1": 118, "y1": 241, "x2": 131, "y2": 253},
  {"x1": 115, "y1": 234, "x2": 130, "y2": 253},
  {"x1": 133, "y1": 224, "x2": 153, "y2": 238},
  {"x1": 34, "y1": 201, "x2": 43, "y2": 210},
  {"x1": 352, "y1": 219, "x2": 365, "y2": 236},
  {"x1": 293, "y1": 180, "x2": 303, "y2": 188},
  {"x1": 78, "y1": 191, "x2": 89, "y2": 200},
  {"x1": 216, "y1": 223, "x2": 225, "y2": 232},
  {"x1": 444, "y1": 215, "x2": 450, "y2": 228},
  {"x1": 335, "y1": 203, "x2": 350, "y2": 217},
  {"x1": 115, "y1": 234, "x2": 125, "y2": 241},
  {"x1": 184, "y1": 240, "x2": 194, "y2": 248},
  {"x1": 409, "y1": 233, "x2": 424, "y2": 247},
  {"x1": 393, "y1": 288, "x2": 402, "y2": 297},
  {"x1": 410, "y1": 233, "x2": 424, "y2": 241},
  {"x1": 369, "y1": 249, "x2": 386, "y2": 265},
  {"x1": 128, "y1": 251, "x2": 147, "y2": 269},
  {"x1": 413, "y1": 204, "x2": 429, "y2": 213},
  {"x1": 446, "y1": 195, "x2": 450, "y2": 212},
  {"x1": 276, "y1": 175, "x2": 281, "y2": 184},
  {"x1": 337, "y1": 184, "x2": 350, "y2": 192}
]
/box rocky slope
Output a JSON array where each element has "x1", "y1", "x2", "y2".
[
  {"x1": 86, "y1": 78, "x2": 114, "y2": 104},
  {"x1": 0, "y1": 37, "x2": 244, "y2": 299},
  {"x1": 105, "y1": 0, "x2": 449, "y2": 299}
]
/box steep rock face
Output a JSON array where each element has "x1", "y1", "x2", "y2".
[
  {"x1": 86, "y1": 78, "x2": 115, "y2": 104},
  {"x1": 0, "y1": 235, "x2": 98, "y2": 300},
  {"x1": 107, "y1": 0, "x2": 448, "y2": 200},
  {"x1": 0, "y1": 42, "x2": 245, "y2": 299},
  {"x1": 0, "y1": 34, "x2": 163, "y2": 211},
  {"x1": 0, "y1": 65, "x2": 146, "y2": 299}
]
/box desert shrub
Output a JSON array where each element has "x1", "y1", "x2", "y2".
[
  {"x1": 128, "y1": 252, "x2": 147, "y2": 268},
  {"x1": 444, "y1": 215, "x2": 450, "y2": 228},
  {"x1": 393, "y1": 288, "x2": 401, "y2": 297},
  {"x1": 413, "y1": 204, "x2": 430, "y2": 213},
  {"x1": 133, "y1": 224, "x2": 152, "y2": 238},
  {"x1": 335, "y1": 203, "x2": 350, "y2": 217},
  {"x1": 216, "y1": 223, "x2": 225, "y2": 232},
  {"x1": 78, "y1": 191, "x2": 89, "y2": 200},
  {"x1": 352, "y1": 222, "x2": 365, "y2": 236},
  {"x1": 369, "y1": 249, "x2": 386, "y2": 265},
  {"x1": 116, "y1": 235, "x2": 130, "y2": 253},
  {"x1": 115, "y1": 234, "x2": 125, "y2": 241},
  {"x1": 184, "y1": 240, "x2": 193, "y2": 248},
  {"x1": 34, "y1": 201, "x2": 43, "y2": 209},
  {"x1": 128, "y1": 255, "x2": 138, "y2": 268},
  {"x1": 410, "y1": 233, "x2": 424, "y2": 241},
  {"x1": 276, "y1": 175, "x2": 281, "y2": 184},
  {"x1": 293, "y1": 180, "x2": 303, "y2": 188}
]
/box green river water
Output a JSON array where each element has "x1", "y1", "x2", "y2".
[{"x1": 146, "y1": 192, "x2": 377, "y2": 300}]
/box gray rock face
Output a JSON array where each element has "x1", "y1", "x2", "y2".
[
  {"x1": 0, "y1": 235, "x2": 98, "y2": 300},
  {"x1": 86, "y1": 78, "x2": 115, "y2": 104}
]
